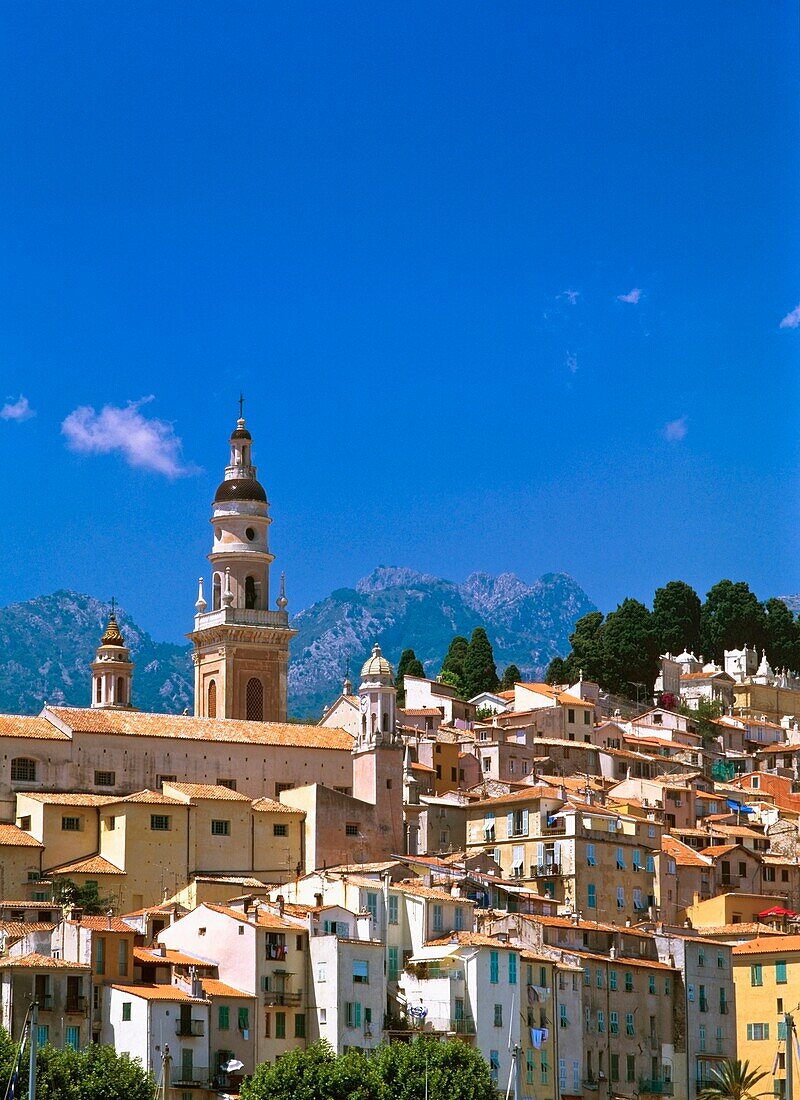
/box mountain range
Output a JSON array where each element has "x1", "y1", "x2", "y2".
[{"x1": 0, "y1": 568, "x2": 596, "y2": 720}]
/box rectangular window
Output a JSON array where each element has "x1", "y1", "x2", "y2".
[
  {"x1": 648, "y1": 975, "x2": 656, "y2": 995},
  {"x1": 625, "y1": 971, "x2": 633, "y2": 992},
  {"x1": 94, "y1": 770, "x2": 115, "y2": 786},
  {"x1": 508, "y1": 953, "x2": 517, "y2": 985},
  {"x1": 96, "y1": 937, "x2": 106, "y2": 976},
  {"x1": 540, "y1": 1051, "x2": 549, "y2": 1085},
  {"x1": 616, "y1": 847, "x2": 626, "y2": 869},
  {"x1": 751, "y1": 964, "x2": 763, "y2": 987},
  {"x1": 490, "y1": 951, "x2": 499, "y2": 983},
  {"x1": 587, "y1": 883, "x2": 597, "y2": 909},
  {"x1": 238, "y1": 1007, "x2": 249, "y2": 1031},
  {"x1": 388, "y1": 947, "x2": 399, "y2": 982},
  {"x1": 388, "y1": 895, "x2": 398, "y2": 925},
  {"x1": 211, "y1": 819, "x2": 230, "y2": 836},
  {"x1": 455, "y1": 907, "x2": 464, "y2": 931},
  {"x1": 490, "y1": 1050, "x2": 500, "y2": 1086},
  {"x1": 150, "y1": 815, "x2": 170, "y2": 831},
  {"x1": 217, "y1": 778, "x2": 237, "y2": 790},
  {"x1": 586, "y1": 843, "x2": 597, "y2": 866},
  {"x1": 345, "y1": 1002, "x2": 361, "y2": 1029},
  {"x1": 494, "y1": 1004, "x2": 503, "y2": 1027},
  {"x1": 526, "y1": 1050, "x2": 535, "y2": 1085},
  {"x1": 610, "y1": 1011, "x2": 618, "y2": 1034},
  {"x1": 626, "y1": 1013, "x2": 635, "y2": 1036},
  {"x1": 746, "y1": 1023, "x2": 770, "y2": 1041},
  {"x1": 295, "y1": 1013, "x2": 306, "y2": 1038},
  {"x1": 122, "y1": 1002, "x2": 131, "y2": 1022},
  {"x1": 560, "y1": 1004, "x2": 568, "y2": 1028},
  {"x1": 609, "y1": 969, "x2": 617, "y2": 991},
  {"x1": 626, "y1": 1055, "x2": 635, "y2": 1082},
  {"x1": 345, "y1": 822, "x2": 359, "y2": 836},
  {"x1": 611, "y1": 1053, "x2": 619, "y2": 1082},
  {"x1": 646, "y1": 854, "x2": 655, "y2": 873},
  {"x1": 597, "y1": 1010, "x2": 605, "y2": 1033},
  {"x1": 118, "y1": 938, "x2": 129, "y2": 976},
  {"x1": 275, "y1": 1012, "x2": 286, "y2": 1039},
  {"x1": 11, "y1": 759, "x2": 36, "y2": 783},
  {"x1": 273, "y1": 823, "x2": 288, "y2": 837},
  {"x1": 352, "y1": 960, "x2": 369, "y2": 984},
  {"x1": 218, "y1": 1005, "x2": 229, "y2": 1030},
  {"x1": 432, "y1": 905, "x2": 443, "y2": 932},
  {"x1": 616, "y1": 886, "x2": 625, "y2": 909},
  {"x1": 699, "y1": 1025, "x2": 706, "y2": 1052},
  {"x1": 62, "y1": 816, "x2": 81, "y2": 831},
  {"x1": 560, "y1": 1059, "x2": 567, "y2": 1090},
  {"x1": 596, "y1": 968, "x2": 603, "y2": 989},
  {"x1": 776, "y1": 961, "x2": 788, "y2": 984}
]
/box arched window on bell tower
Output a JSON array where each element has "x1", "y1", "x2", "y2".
[
  {"x1": 95, "y1": 677, "x2": 102, "y2": 704},
  {"x1": 213, "y1": 573, "x2": 222, "y2": 611},
  {"x1": 117, "y1": 677, "x2": 126, "y2": 705},
  {"x1": 208, "y1": 679, "x2": 217, "y2": 718},
  {"x1": 245, "y1": 575, "x2": 257, "y2": 610},
  {"x1": 246, "y1": 677, "x2": 263, "y2": 721}
]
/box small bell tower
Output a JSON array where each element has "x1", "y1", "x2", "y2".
[
  {"x1": 90, "y1": 602, "x2": 135, "y2": 709},
  {"x1": 189, "y1": 404, "x2": 296, "y2": 722}
]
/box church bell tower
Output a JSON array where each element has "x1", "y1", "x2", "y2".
[{"x1": 188, "y1": 408, "x2": 296, "y2": 722}]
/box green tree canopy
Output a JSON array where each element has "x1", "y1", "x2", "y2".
[
  {"x1": 652, "y1": 580, "x2": 701, "y2": 655},
  {"x1": 437, "y1": 669, "x2": 464, "y2": 696},
  {"x1": 699, "y1": 580, "x2": 766, "y2": 661},
  {"x1": 763, "y1": 597, "x2": 800, "y2": 672},
  {"x1": 240, "y1": 1039, "x2": 497, "y2": 1100},
  {"x1": 566, "y1": 610, "x2": 606, "y2": 684},
  {"x1": 395, "y1": 648, "x2": 425, "y2": 706},
  {"x1": 52, "y1": 879, "x2": 114, "y2": 916},
  {"x1": 372, "y1": 1037, "x2": 498, "y2": 1100},
  {"x1": 440, "y1": 636, "x2": 468, "y2": 684},
  {"x1": 241, "y1": 1042, "x2": 384, "y2": 1100},
  {"x1": 462, "y1": 627, "x2": 499, "y2": 698},
  {"x1": 499, "y1": 663, "x2": 521, "y2": 690},
  {"x1": 0, "y1": 1036, "x2": 154, "y2": 1100},
  {"x1": 599, "y1": 599, "x2": 659, "y2": 698},
  {"x1": 545, "y1": 655, "x2": 570, "y2": 685}
]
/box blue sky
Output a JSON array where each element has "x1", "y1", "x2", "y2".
[{"x1": 0, "y1": 2, "x2": 797, "y2": 643}]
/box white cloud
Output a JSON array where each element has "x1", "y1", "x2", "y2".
[
  {"x1": 566, "y1": 351, "x2": 578, "y2": 374},
  {"x1": 663, "y1": 416, "x2": 688, "y2": 442},
  {"x1": 780, "y1": 303, "x2": 800, "y2": 329},
  {"x1": 559, "y1": 289, "x2": 580, "y2": 305},
  {"x1": 617, "y1": 288, "x2": 642, "y2": 304},
  {"x1": 61, "y1": 397, "x2": 194, "y2": 478},
  {"x1": 0, "y1": 395, "x2": 35, "y2": 422}
]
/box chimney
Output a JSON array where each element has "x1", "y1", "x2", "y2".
[
  {"x1": 70, "y1": 907, "x2": 83, "y2": 923},
  {"x1": 314, "y1": 892, "x2": 324, "y2": 908},
  {"x1": 190, "y1": 965, "x2": 203, "y2": 999},
  {"x1": 276, "y1": 895, "x2": 285, "y2": 917},
  {"x1": 157, "y1": 943, "x2": 167, "y2": 957},
  {"x1": 106, "y1": 908, "x2": 114, "y2": 930}
]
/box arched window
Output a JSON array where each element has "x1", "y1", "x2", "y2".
[
  {"x1": 212, "y1": 573, "x2": 222, "y2": 611},
  {"x1": 245, "y1": 677, "x2": 263, "y2": 722},
  {"x1": 245, "y1": 576, "x2": 257, "y2": 610},
  {"x1": 11, "y1": 758, "x2": 36, "y2": 783},
  {"x1": 95, "y1": 677, "x2": 102, "y2": 704},
  {"x1": 117, "y1": 677, "x2": 126, "y2": 705},
  {"x1": 208, "y1": 680, "x2": 217, "y2": 719},
  {"x1": 383, "y1": 712, "x2": 390, "y2": 732}
]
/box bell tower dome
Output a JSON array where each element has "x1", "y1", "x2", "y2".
[
  {"x1": 189, "y1": 406, "x2": 296, "y2": 722},
  {"x1": 90, "y1": 604, "x2": 135, "y2": 709}
]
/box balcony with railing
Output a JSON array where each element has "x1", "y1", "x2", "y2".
[
  {"x1": 263, "y1": 990, "x2": 302, "y2": 1006},
  {"x1": 450, "y1": 1017, "x2": 476, "y2": 1035},
  {"x1": 531, "y1": 861, "x2": 562, "y2": 878},
  {"x1": 176, "y1": 1018, "x2": 205, "y2": 1037},
  {"x1": 65, "y1": 996, "x2": 87, "y2": 1015},
  {"x1": 172, "y1": 1066, "x2": 210, "y2": 1087},
  {"x1": 639, "y1": 1079, "x2": 674, "y2": 1096}
]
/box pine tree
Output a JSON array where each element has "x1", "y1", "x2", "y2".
[
  {"x1": 499, "y1": 663, "x2": 521, "y2": 690},
  {"x1": 462, "y1": 627, "x2": 499, "y2": 698},
  {"x1": 441, "y1": 635, "x2": 469, "y2": 684}
]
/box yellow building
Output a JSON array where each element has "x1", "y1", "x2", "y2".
[{"x1": 732, "y1": 936, "x2": 800, "y2": 1097}]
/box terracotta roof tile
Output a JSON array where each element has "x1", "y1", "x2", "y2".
[
  {"x1": 49, "y1": 854, "x2": 125, "y2": 876},
  {"x1": 732, "y1": 935, "x2": 800, "y2": 955},
  {"x1": 250, "y1": 797, "x2": 304, "y2": 815},
  {"x1": 395, "y1": 880, "x2": 475, "y2": 904},
  {"x1": 134, "y1": 946, "x2": 212, "y2": 966},
  {"x1": 201, "y1": 978, "x2": 255, "y2": 999},
  {"x1": 46, "y1": 707, "x2": 352, "y2": 750},
  {"x1": 68, "y1": 916, "x2": 134, "y2": 933},
  {"x1": 162, "y1": 783, "x2": 251, "y2": 802},
  {"x1": 111, "y1": 982, "x2": 208, "y2": 1003},
  {"x1": 0, "y1": 825, "x2": 43, "y2": 848},
  {"x1": 0, "y1": 715, "x2": 70, "y2": 740},
  {"x1": 662, "y1": 835, "x2": 711, "y2": 868},
  {"x1": 0, "y1": 952, "x2": 90, "y2": 970},
  {"x1": 0, "y1": 922, "x2": 56, "y2": 937},
  {"x1": 110, "y1": 789, "x2": 186, "y2": 806},
  {"x1": 203, "y1": 903, "x2": 297, "y2": 931},
  {"x1": 427, "y1": 932, "x2": 519, "y2": 949},
  {"x1": 19, "y1": 793, "x2": 117, "y2": 806}
]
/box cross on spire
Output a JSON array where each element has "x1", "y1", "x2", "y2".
[{"x1": 238, "y1": 392, "x2": 245, "y2": 419}]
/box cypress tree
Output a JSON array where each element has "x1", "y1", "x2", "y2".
[
  {"x1": 499, "y1": 663, "x2": 521, "y2": 690},
  {"x1": 463, "y1": 627, "x2": 499, "y2": 697},
  {"x1": 395, "y1": 648, "x2": 425, "y2": 706}
]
